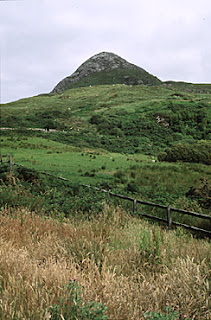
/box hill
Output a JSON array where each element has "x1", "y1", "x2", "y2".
[
  {"x1": 0, "y1": 53, "x2": 211, "y2": 320},
  {"x1": 51, "y1": 52, "x2": 161, "y2": 93},
  {"x1": 1, "y1": 83, "x2": 210, "y2": 156}
]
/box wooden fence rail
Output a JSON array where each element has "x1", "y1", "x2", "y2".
[
  {"x1": 1, "y1": 155, "x2": 211, "y2": 237},
  {"x1": 106, "y1": 192, "x2": 211, "y2": 236}
]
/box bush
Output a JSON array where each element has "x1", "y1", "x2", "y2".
[
  {"x1": 142, "y1": 305, "x2": 179, "y2": 319},
  {"x1": 159, "y1": 141, "x2": 211, "y2": 164},
  {"x1": 157, "y1": 152, "x2": 167, "y2": 162},
  {"x1": 89, "y1": 114, "x2": 104, "y2": 125},
  {"x1": 16, "y1": 166, "x2": 41, "y2": 182},
  {"x1": 0, "y1": 164, "x2": 10, "y2": 183},
  {"x1": 126, "y1": 182, "x2": 139, "y2": 193},
  {"x1": 48, "y1": 281, "x2": 108, "y2": 320},
  {"x1": 186, "y1": 179, "x2": 211, "y2": 209},
  {"x1": 113, "y1": 170, "x2": 125, "y2": 180}
]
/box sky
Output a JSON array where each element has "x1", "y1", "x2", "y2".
[{"x1": 1, "y1": 0, "x2": 211, "y2": 103}]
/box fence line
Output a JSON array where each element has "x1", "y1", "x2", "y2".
[{"x1": 1, "y1": 154, "x2": 211, "y2": 237}]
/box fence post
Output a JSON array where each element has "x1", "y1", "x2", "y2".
[
  {"x1": 166, "y1": 205, "x2": 172, "y2": 230},
  {"x1": 10, "y1": 154, "x2": 14, "y2": 171},
  {"x1": 1, "y1": 156, "x2": 3, "y2": 163},
  {"x1": 133, "y1": 198, "x2": 137, "y2": 213}
]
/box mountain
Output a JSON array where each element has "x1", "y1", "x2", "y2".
[
  {"x1": 51, "y1": 52, "x2": 161, "y2": 93},
  {"x1": 1, "y1": 51, "x2": 210, "y2": 157}
]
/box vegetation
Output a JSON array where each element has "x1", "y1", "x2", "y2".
[
  {"x1": 0, "y1": 205, "x2": 210, "y2": 319},
  {"x1": 55, "y1": 67, "x2": 161, "y2": 91},
  {"x1": 0, "y1": 161, "x2": 210, "y2": 233},
  {"x1": 48, "y1": 281, "x2": 108, "y2": 320},
  {"x1": 1, "y1": 134, "x2": 211, "y2": 210},
  {"x1": 1, "y1": 83, "x2": 210, "y2": 155},
  {"x1": 0, "y1": 80, "x2": 210, "y2": 319},
  {"x1": 158, "y1": 140, "x2": 211, "y2": 165}
]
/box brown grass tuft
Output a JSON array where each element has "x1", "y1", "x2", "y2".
[{"x1": 0, "y1": 206, "x2": 210, "y2": 319}]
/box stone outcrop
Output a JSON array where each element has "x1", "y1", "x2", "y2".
[{"x1": 51, "y1": 52, "x2": 161, "y2": 93}]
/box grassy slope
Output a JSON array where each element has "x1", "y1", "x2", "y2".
[
  {"x1": 1, "y1": 83, "x2": 211, "y2": 155},
  {"x1": 0, "y1": 136, "x2": 149, "y2": 185},
  {"x1": 1, "y1": 136, "x2": 210, "y2": 194},
  {"x1": 164, "y1": 81, "x2": 211, "y2": 93},
  {"x1": 1, "y1": 136, "x2": 211, "y2": 227},
  {"x1": 1, "y1": 81, "x2": 211, "y2": 213},
  {"x1": 57, "y1": 67, "x2": 162, "y2": 91}
]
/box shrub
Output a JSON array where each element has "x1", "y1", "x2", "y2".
[
  {"x1": 130, "y1": 171, "x2": 136, "y2": 179},
  {"x1": 89, "y1": 114, "x2": 104, "y2": 125},
  {"x1": 185, "y1": 178, "x2": 211, "y2": 209},
  {"x1": 48, "y1": 280, "x2": 108, "y2": 320},
  {"x1": 157, "y1": 152, "x2": 167, "y2": 162},
  {"x1": 142, "y1": 305, "x2": 178, "y2": 320},
  {"x1": 159, "y1": 141, "x2": 211, "y2": 164},
  {"x1": 126, "y1": 182, "x2": 139, "y2": 193},
  {"x1": 16, "y1": 166, "x2": 41, "y2": 182},
  {"x1": 113, "y1": 170, "x2": 125, "y2": 180},
  {"x1": 0, "y1": 163, "x2": 10, "y2": 183}
]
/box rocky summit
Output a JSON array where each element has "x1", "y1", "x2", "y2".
[{"x1": 51, "y1": 52, "x2": 161, "y2": 93}]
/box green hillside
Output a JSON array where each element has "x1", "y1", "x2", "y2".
[
  {"x1": 53, "y1": 67, "x2": 161, "y2": 91},
  {"x1": 1, "y1": 83, "x2": 211, "y2": 157}
]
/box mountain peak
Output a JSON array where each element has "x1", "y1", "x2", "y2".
[{"x1": 51, "y1": 52, "x2": 161, "y2": 93}]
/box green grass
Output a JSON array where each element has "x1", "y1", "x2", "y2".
[
  {"x1": 0, "y1": 80, "x2": 210, "y2": 319},
  {"x1": 52, "y1": 66, "x2": 162, "y2": 92},
  {"x1": 1, "y1": 135, "x2": 210, "y2": 219},
  {"x1": 1, "y1": 82, "x2": 210, "y2": 222},
  {"x1": 0, "y1": 135, "x2": 149, "y2": 185},
  {"x1": 1, "y1": 84, "x2": 210, "y2": 155}
]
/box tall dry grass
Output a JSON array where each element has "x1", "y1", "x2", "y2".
[{"x1": 0, "y1": 205, "x2": 210, "y2": 319}]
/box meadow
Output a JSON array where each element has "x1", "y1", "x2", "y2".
[
  {"x1": 1, "y1": 134, "x2": 210, "y2": 200},
  {"x1": 0, "y1": 205, "x2": 210, "y2": 319},
  {"x1": 1, "y1": 134, "x2": 210, "y2": 231}
]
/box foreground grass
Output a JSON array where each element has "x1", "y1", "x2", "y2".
[{"x1": 0, "y1": 206, "x2": 210, "y2": 319}]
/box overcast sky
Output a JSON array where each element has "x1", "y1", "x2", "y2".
[{"x1": 1, "y1": 0, "x2": 211, "y2": 103}]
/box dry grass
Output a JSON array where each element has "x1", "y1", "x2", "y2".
[{"x1": 0, "y1": 205, "x2": 210, "y2": 319}]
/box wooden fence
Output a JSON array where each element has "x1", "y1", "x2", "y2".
[{"x1": 2, "y1": 154, "x2": 211, "y2": 237}]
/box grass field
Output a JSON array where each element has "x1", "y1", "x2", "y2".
[
  {"x1": 1, "y1": 135, "x2": 210, "y2": 204},
  {"x1": 1, "y1": 134, "x2": 210, "y2": 236},
  {"x1": 0, "y1": 206, "x2": 210, "y2": 320},
  {"x1": 0, "y1": 135, "x2": 149, "y2": 185}
]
